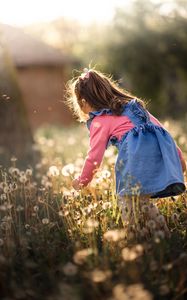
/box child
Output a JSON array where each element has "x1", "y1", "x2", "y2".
[{"x1": 67, "y1": 68, "x2": 186, "y2": 234}]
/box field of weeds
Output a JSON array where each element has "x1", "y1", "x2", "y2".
[{"x1": 0, "y1": 120, "x2": 187, "y2": 300}]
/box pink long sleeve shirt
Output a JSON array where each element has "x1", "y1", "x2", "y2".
[{"x1": 78, "y1": 113, "x2": 183, "y2": 186}]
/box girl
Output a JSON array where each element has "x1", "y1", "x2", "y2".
[{"x1": 67, "y1": 68, "x2": 186, "y2": 233}]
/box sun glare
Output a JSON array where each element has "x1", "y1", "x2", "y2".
[{"x1": 0, "y1": 0, "x2": 130, "y2": 26}]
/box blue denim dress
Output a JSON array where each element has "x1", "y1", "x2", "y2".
[{"x1": 87, "y1": 99, "x2": 185, "y2": 198}]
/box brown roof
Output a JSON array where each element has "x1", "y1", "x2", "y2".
[{"x1": 0, "y1": 24, "x2": 70, "y2": 67}]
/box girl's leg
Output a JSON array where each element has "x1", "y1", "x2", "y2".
[{"x1": 117, "y1": 194, "x2": 171, "y2": 238}]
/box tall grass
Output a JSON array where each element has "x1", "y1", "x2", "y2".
[{"x1": 0, "y1": 121, "x2": 186, "y2": 300}]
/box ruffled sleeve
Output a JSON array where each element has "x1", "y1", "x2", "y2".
[{"x1": 78, "y1": 115, "x2": 111, "y2": 186}]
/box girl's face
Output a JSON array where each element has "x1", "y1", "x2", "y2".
[{"x1": 79, "y1": 99, "x2": 94, "y2": 114}]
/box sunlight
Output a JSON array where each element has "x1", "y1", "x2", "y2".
[{"x1": 0, "y1": 0, "x2": 131, "y2": 26}]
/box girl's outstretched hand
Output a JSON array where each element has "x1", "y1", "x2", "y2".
[{"x1": 72, "y1": 178, "x2": 82, "y2": 191}]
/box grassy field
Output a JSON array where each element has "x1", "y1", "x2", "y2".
[{"x1": 0, "y1": 120, "x2": 187, "y2": 300}]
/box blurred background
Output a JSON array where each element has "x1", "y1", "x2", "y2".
[{"x1": 0, "y1": 0, "x2": 187, "y2": 167}]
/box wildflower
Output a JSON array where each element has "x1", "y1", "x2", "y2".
[
  {"x1": 61, "y1": 164, "x2": 75, "y2": 176},
  {"x1": 90, "y1": 269, "x2": 112, "y2": 283},
  {"x1": 48, "y1": 165, "x2": 60, "y2": 176},
  {"x1": 103, "y1": 229, "x2": 126, "y2": 242},
  {"x1": 62, "y1": 262, "x2": 78, "y2": 276},
  {"x1": 42, "y1": 218, "x2": 49, "y2": 224}
]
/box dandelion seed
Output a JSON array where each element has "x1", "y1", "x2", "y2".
[
  {"x1": 19, "y1": 176, "x2": 27, "y2": 183},
  {"x1": 147, "y1": 220, "x2": 156, "y2": 230},
  {"x1": 113, "y1": 284, "x2": 127, "y2": 300},
  {"x1": 73, "y1": 248, "x2": 97, "y2": 265},
  {"x1": 90, "y1": 269, "x2": 111, "y2": 283},
  {"x1": 10, "y1": 156, "x2": 17, "y2": 162},
  {"x1": 42, "y1": 218, "x2": 49, "y2": 224},
  {"x1": 101, "y1": 170, "x2": 111, "y2": 179},
  {"x1": 33, "y1": 205, "x2": 39, "y2": 212},
  {"x1": 0, "y1": 194, "x2": 6, "y2": 200},
  {"x1": 26, "y1": 169, "x2": 33, "y2": 176},
  {"x1": 156, "y1": 215, "x2": 166, "y2": 225},
  {"x1": 102, "y1": 202, "x2": 112, "y2": 210},
  {"x1": 48, "y1": 165, "x2": 60, "y2": 176},
  {"x1": 103, "y1": 229, "x2": 126, "y2": 242},
  {"x1": 85, "y1": 218, "x2": 99, "y2": 229},
  {"x1": 25, "y1": 224, "x2": 30, "y2": 230},
  {"x1": 154, "y1": 230, "x2": 165, "y2": 239},
  {"x1": 121, "y1": 247, "x2": 140, "y2": 261},
  {"x1": 3, "y1": 186, "x2": 9, "y2": 193},
  {"x1": 61, "y1": 164, "x2": 75, "y2": 176},
  {"x1": 62, "y1": 262, "x2": 78, "y2": 276}
]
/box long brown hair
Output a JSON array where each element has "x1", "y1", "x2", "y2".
[{"x1": 66, "y1": 68, "x2": 145, "y2": 121}]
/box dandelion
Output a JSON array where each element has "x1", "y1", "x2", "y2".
[
  {"x1": 101, "y1": 170, "x2": 111, "y2": 179},
  {"x1": 25, "y1": 224, "x2": 30, "y2": 230},
  {"x1": 113, "y1": 284, "x2": 127, "y2": 300},
  {"x1": 42, "y1": 218, "x2": 49, "y2": 224},
  {"x1": 0, "y1": 194, "x2": 6, "y2": 200},
  {"x1": 156, "y1": 215, "x2": 166, "y2": 225},
  {"x1": 159, "y1": 284, "x2": 170, "y2": 295},
  {"x1": 19, "y1": 176, "x2": 27, "y2": 183},
  {"x1": 103, "y1": 229, "x2": 126, "y2": 242},
  {"x1": 62, "y1": 262, "x2": 78, "y2": 276},
  {"x1": 121, "y1": 247, "x2": 140, "y2": 261},
  {"x1": 48, "y1": 165, "x2": 60, "y2": 176},
  {"x1": 85, "y1": 218, "x2": 99, "y2": 229},
  {"x1": 90, "y1": 269, "x2": 111, "y2": 283},
  {"x1": 154, "y1": 230, "x2": 165, "y2": 239},
  {"x1": 3, "y1": 186, "x2": 9, "y2": 193},
  {"x1": 26, "y1": 168, "x2": 33, "y2": 176},
  {"x1": 147, "y1": 220, "x2": 156, "y2": 230},
  {"x1": 102, "y1": 202, "x2": 112, "y2": 210},
  {"x1": 73, "y1": 248, "x2": 97, "y2": 265},
  {"x1": 10, "y1": 156, "x2": 17, "y2": 162},
  {"x1": 61, "y1": 164, "x2": 75, "y2": 176},
  {"x1": 33, "y1": 205, "x2": 39, "y2": 212}
]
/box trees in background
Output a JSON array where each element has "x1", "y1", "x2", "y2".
[{"x1": 104, "y1": 0, "x2": 187, "y2": 118}]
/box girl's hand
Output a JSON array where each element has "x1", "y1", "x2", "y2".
[{"x1": 72, "y1": 178, "x2": 82, "y2": 191}]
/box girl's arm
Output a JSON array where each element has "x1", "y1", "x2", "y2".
[
  {"x1": 149, "y1": 112, "x2": 186, "y2": 173},
  {"x1": 75, "y1": 117, "x2": 110, "y2": 188}
]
